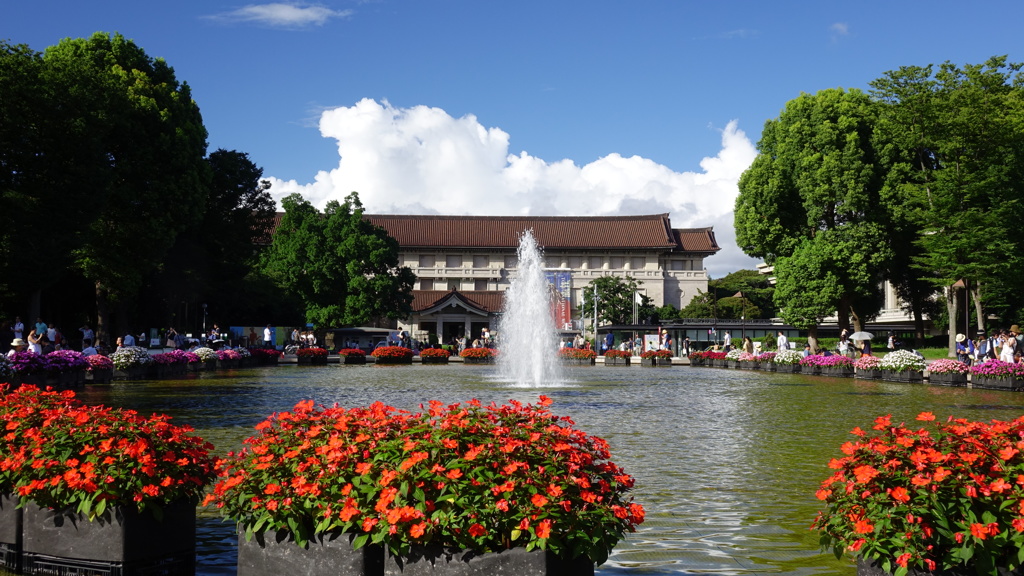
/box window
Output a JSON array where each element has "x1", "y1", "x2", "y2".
[
  {"x1": 446, "y1": 255, "x2": 462, "y2": 268},
  {"x1": 670, "y1": 259, "x2": 685, "y2": 271},
  {"x1": 474, "y1": 279, "x2": 488, "y2": 291},
  {"x1": 568, "y1": 256, "x2": 582, "y2": 269},
  {"x1": 447, "y1": 280, "x2": 460, "y2": 291},
  {"x1": 546, "y1": 256, "x2": 560, "y2": 268},
  {"x1": 504, "y1": 255, "x2": 518, "y2": 268},
  {"x1": 588, "y1": 256, "x2": 603, "y2": 269},
  {"x1": 631, "y1": 257, "x2": 645, "y2": 270},
  {"x1": 610, "y1": 256, "x2": 624, "y2": 269},
  {"x1": 418, "y1": 255, "x2": 435, "y2": 268},
  {"x1": 473, "y1": 255, "x2": 488, "y2": 268},
  {"x1": 419, "y1": 279, "x2": 435, "y2": 290}
]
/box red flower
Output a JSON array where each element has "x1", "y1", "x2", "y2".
[
  {"x1": 535, "y1": 519, "x2": 552, "y2": 539},
  {"x1": 468, "y1": 523, "x2": 487, "y2": 537}
]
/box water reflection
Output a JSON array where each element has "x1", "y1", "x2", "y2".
[{"x1": 74, "y1": 365, "x2": 1024, "y2": 575}]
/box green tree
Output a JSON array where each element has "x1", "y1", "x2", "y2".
[
  {"x1": 709, "y1": 269, "x2": 774, "y2": 318},
  {"x1": 579, "y1": 276, "x2": 655, "y2": 327},
  {"x1": 735, "y1": 88, "x2": 892, "y2": 343},
  {"x1": 38, "y1": 33, "x2": 210, "y2": 340},
  {"x1": 261, "y1": 192, "x2": 416, "y2": 326},
  {"x1": 871, "y1": 56, "x2": 1024, "y2": 352},
  {"x1": 678, "y1": 290, "x2": 716, "y2": 318}
]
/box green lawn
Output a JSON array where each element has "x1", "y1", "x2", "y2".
[{"x1": 917, "y1": 347, "x2": 953, "y2": 361}]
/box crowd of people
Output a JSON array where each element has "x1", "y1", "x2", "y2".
[{"x1": 954, "y1": 326, "x2": 1024, "y2": 365}]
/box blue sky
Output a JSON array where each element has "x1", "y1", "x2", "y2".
[{"x1": 6, "y1": 1, "x2": 1024, "y2": 275}]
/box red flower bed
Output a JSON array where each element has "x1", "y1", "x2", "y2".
[
  {"x1": 814, "y1": 413, "x2": 1024, "y2": 574},
  {"x1": 336, "y1": 348, "x2": 366, "y2": 357},
  {"x1": 207, "y1": 396, "x2": 644, "y2": 564},
  {"x1": 558, "y1": 348, "x2": 597, "y2": 360},
  {"x1": 603, "y1": 349, "x2": 631, "y2": 359},
  {"x1": 640, "y1": 350, "x2": 672, "y2": 359},
  {"x1": 418, "y1": 348, "x2": 451, "y2": 358},
  {"x1": 296, "y1": 347, "x2": 329, "y2": 358},
  {"x1": 0, "y1": 385, "x2": 216, "y2": 515},
  {"x1": 459, "y1": 348, "x2": 497, "y2": 358},
  {"x1": 371, "y1": 346, "x2": 414, "y2": 360}
]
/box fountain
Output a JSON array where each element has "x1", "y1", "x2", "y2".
[{"x1": 496, "y1": 230, "x2": 564, "y2": 387}]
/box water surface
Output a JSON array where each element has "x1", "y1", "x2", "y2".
[{"x1": 75, "y1": 365, "x2": 1024, "y2": 575}]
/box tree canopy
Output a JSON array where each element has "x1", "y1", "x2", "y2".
[
  {"x1": 260, "y1": 192, "x2": 416, "y2": 327},
  {"x1": 735, "y1": 88, "x2": 892, "y2": 335},
  {"x1": 579, "y1": 276, "x2": 655, "y2": 327}
]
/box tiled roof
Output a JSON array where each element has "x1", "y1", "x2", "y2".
[
  {"x1": 269, "y1": 213, "x2": 720, "y2": 253},
  {"x1": 411, "y1": 290, "x2": 504, "y2": 313},
  {"x1": 364, "y1": 214, "x2": 720, "y2": 252}
]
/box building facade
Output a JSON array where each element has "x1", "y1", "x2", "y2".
[{"x1": 365, "y1": 214, "x2": 720, "y2": 345}]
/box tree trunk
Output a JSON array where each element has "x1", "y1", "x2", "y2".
[
  {"x1": 95, "y1": 282, "x2": 109, "y2": 347},
  {"x1": 971, "y1": 280, "x2": 984, "y2": 333},
  {"x1": 836, "y1": 295, "x2": 851, "y2": 332},
  {"x1": 849, "y1": 307, "x2": 863, "y2": 334},
  {"x1": 946, "y1": 285, "x2": 959, "y2": 358}
]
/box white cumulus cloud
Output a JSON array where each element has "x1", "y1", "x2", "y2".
[
  {"x1": 204, "y1": 3, "x2": 352, "y2": 28},
  {"x1": 267, "y1": 98, "x2": 760, "y2": 276}
]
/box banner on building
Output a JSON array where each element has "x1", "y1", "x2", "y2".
[{"x1": 543, "y1": 270, "x2": 574, "y2": 330}]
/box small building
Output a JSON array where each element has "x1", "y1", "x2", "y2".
[{"x1": 365, "y1": 214, "x2": 720, "y2": 346}]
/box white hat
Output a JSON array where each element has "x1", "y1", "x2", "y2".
[
  {"x1": 956, "y1": 333, "x2": 966, "y2": 343},
  {"x1": 10, "y1": 338, "x2": 25, "y2": 347}
]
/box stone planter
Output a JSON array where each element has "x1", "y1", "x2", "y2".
[
  {"x1": 86, "y1": 368, "x2": 113, "y2": 384},
  {"x1": 385, "y1": 546, "x2": 594, "y2": 576},
  {"x1": 928, "y1": 372, "x2": 968, "y2": 387},
  {"x1": 340, "y1": 355, "x2": 367, "y2": 365},
  {"x1": 726, "y1": 360, "x2": 739, "y2": 369},
  {"x1": 0, "y1": 494, "x2": 21, "y2": 573},
  {"x1": 238, "y1": 530, "x2": 383, "y2": 576},
  {"x1": 562, "y1": 358, "x2": 596, "y2": 366},
  {"x1": 204, "y1": 359, "x2": 218, "y2": 371},
  {"x1": 640, "y1": 358, "x2": 673, "y2": 367},
  {"x1": 153, "y1": 364, "x2": 188, "y2": 379},
  {"x1": 297, "y1": 355, "x2": 329, "y2": 366},
  {"x1": 738, "y1": 361, "x2": 760, "y2": 370},
  {"x1": 882, "y1": 370, "x2": 924, "y2": 383},
  {"x1": 971, "y1": 375, "x2": 1019, "y2": 390},
  {"x1": 420, "y1": 356, "x2": 450, "y2": 365},
  {"x1": 217, "y1": 359, "x2": 240, "y2": 370},
  {"x1": 855, "y1": 368, "x2": 882, "y2": 380},
  {"x1": 461, "y1": 357, "x2": 494, "y2": 365},
  {"x1": 773, "y1": 363, "x2": 801, "y2": 373},
  {"x1": 21, "y1": 499, "x2": 196, "y2": 576},
  {"x1": 801, "y1": 365, "x2": 821, "y2": 376},
  {"x1": 604, "y1": 357, "x2": 631, "y2": 366}
]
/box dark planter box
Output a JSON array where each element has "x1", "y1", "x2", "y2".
[
  {"x1": 374, "y1": 357, "x2": 413, "y2": 365},
  {"x1": 461, "y1": 357, "x2": 494, "y2": 365},
  {"x1": 0, "y1": 494, "x2": 21, "y2": 572},
  {"x1": 822, "y1": 366, "x2": 854, "y2": 378},
  {"x1": 882, "y1": 370, "x2": 924, "y2": 383},
  {"x1": 297, "y1": 356, "x2": 329, "y2": 365},
  {"x1": 22, "y1": 500, "x2": 195, "y2": 575},
  {"x1": 204, "y1": 359, "x2": 218, "y2": 371},
  {"x1": 928, "y1": 372, "x2": 968, "y2": 387},
  {"x1": 238, "y1": 530, "x2": 383, "y2": 576},
  {"x1": 726, "y1": 360, "x2": 739, "y2": 369},
  {"x1": 420, "y1": 356, "x2": 450, "y2": 364},
  {"x1": 562, "y1": 358, "x2": 596, "y2": 366},
  {"x1": 112, "y1": 366, "x2": 149, "y2": 381},
  {"x1": 604, "y1": 357, "x2": 631, "y2": 366},
  {"x1": 385, "y1": 546, "x2": 593, "y2": 576},
  {"x1": 772, "y1": 363, "x2": 801, "y2": 373},
  {"x1": 640, "y1": 358, "x2": 672, "y2": 367},
  {"x1": 855, "y1": 368, "x2": 882, "y2": 380},
  {"x1": 801, "y1": 365, "x2": 821, "y2": 376},
  {"x1": 972, "y1": 375, "x2": 1019, "y2": 390},
  {"x1": 855, "y1": 557, "x2": 1019, "y2": 576},
  {"x1": 738, "y1": 361, "x2": 759, "y2": 370},
  {"x1": 340, "y1": 355, "x2": 367, "y2": 365},
  {"x1": 217, "y1": 359, "x2": 240, "y2": 370}
]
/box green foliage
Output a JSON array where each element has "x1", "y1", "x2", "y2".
[
  {"x1": 579, "y1": 276, "x2": 655, "y2": 325},
  {"x1": 736, "y1": 88, "x2": 891, "y2": 329},
  {"x1": 260, "y1": 192, "x2": 415, "y2": 326},
  {"x1": 708, "y1": 269, "x2": 775, "y2": 318}
]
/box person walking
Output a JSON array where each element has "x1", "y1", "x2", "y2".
[
  {"x1": 776, "y1": 331, "x2": 788, "y2": 351},
  {"x1": 25, "y1": 329, "x2": 42, "y2": 355},
  {"x1": 11, "y1": 317, "x2": 23, "y2": 340},
  {"x1": 263, "y1": 324, "x2": 273, "y2": 349}
]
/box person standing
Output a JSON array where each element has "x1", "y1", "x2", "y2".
[
  {"x1": 742, "y1": 337, "x2": 754, "y2": 355},
  {"x1": 11, "y1": 317, "x2": 24, "y2": 340},
  {"x1": 79, "y1": 324, "x2": 95, "y2": 350},
  {"x1": 81, "y1": 339, "x2": 98, "y2": 356},
  {"x1": 776, "y1": 331, "x2": 788, "y2": 351},
  {"x1": 263, "y1": 324, "x2": 273, "y2": 349},
  {"x1": 723, "y1": 331, "x2": 732, "y2": 351},
  {"x1": 25, "y1": 329, "x2": 42, "y2": 355},
  {"x1": 34, "y1": 318, "x2": 47, "y2": 338},
  {"x1": 7, "y1": 338, "x2": 27, "y2": 359},
  {"x1": 123, "y1": 332, "x2": 136, "y2": 347},
  {"x1": 682, "y1": 336, "x2": 691, "y2": 357}
]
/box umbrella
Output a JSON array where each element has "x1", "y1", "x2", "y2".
[{"x1": 849, "y1": 331, "x2": 874, "y2": 340}]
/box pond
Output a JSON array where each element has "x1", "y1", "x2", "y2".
[{"x1": 74, "y1": 364, "x2": 1024, "y2": 576}]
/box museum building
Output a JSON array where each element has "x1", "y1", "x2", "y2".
[{"x1": 363, "y1": 213, "x2": 720, "y2": 344}]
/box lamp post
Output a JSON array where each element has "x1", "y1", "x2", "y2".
[
  {"x1": 592, "y1": 284, "x2": 599, "y2": 343},
  {"x1": 202, "y1": 304, "x2": 208, "y2": 337},
  {"x1": 734, "y1": 291, "x2": 746, "y2": 340}
]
